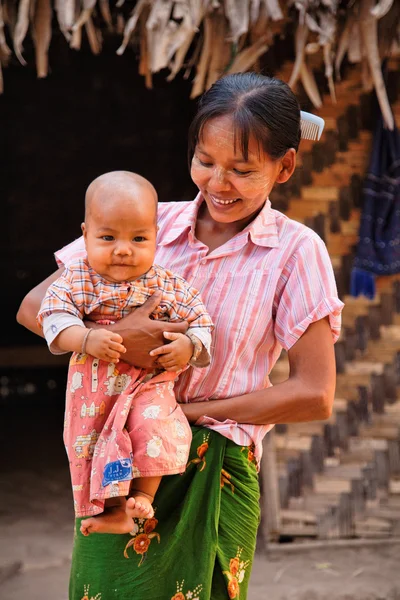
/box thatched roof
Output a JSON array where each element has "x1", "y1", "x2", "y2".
[{"x1": 1, "y1": 1, "x2": 399, "y2": 128}]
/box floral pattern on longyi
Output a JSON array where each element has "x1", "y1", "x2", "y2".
[
  {"x1": 171, "y1": 580, "x2": 203, "y2": 599},
  {"x1": 241, "y1": 443, "x2": 257, "y2": 467},
  {"x1": 223, "y1": 547, "x2": 250, "y2": 599},
  {"x1": 187, "y1": 432, "x2": 210, "y2": 471},
  {"x1": 81, "y1": 584, "x2": 101, "y2": 600},
  {"x1": 124, "y1": 516, "x2": 160, "y2": 566},
  {"x1": 220, "y1": 468, "x2": 234, "y2": 493}
]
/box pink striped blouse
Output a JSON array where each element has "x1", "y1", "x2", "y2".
[{"x1": 55, "y1": 194, "x2": 344, "y2": 464}]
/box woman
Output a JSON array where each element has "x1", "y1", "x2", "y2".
[{"x1": 17, "y1": 73, "x2": 343, "y2": 600}]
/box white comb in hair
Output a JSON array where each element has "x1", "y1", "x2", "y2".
[{"x1": 300, "y1": 111, "x2": 325, "y2": 141}]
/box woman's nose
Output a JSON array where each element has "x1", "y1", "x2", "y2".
[{"x1": 209, "y1": 166, "x2": 231, "y2": 192}]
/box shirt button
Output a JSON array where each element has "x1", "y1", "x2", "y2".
[{"x1": 201, "y1": 260, "x2": 206, "y2": 265}]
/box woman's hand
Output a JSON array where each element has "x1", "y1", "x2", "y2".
[
  {"x1": 180, "y1": 318, "x2": 336, "y2": 426},
  {"x1": 111, "y1": 292, "x2": 188, "y2": 368},
  {"x1": 179, "y1": 401, "x2": 207, "y2": 423}
]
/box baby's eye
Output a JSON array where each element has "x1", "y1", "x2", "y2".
[
  {"x1": 133, "y1": 236, "x2": 146, "y2": 242},
  {"x1": 101, "y1": 235, "x2": 114, "y2": 241}
]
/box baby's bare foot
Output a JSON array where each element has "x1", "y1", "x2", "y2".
[
  {"x1": 126, "y1": 495, "x2": 154, "y2": 519},
  {"x1": 80, "y1": 505, "x2": 134, "y2": 536}
]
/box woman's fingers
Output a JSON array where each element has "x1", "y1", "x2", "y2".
[{"x1": 134, "y1": 291, "x2": 162, "y2": 316}]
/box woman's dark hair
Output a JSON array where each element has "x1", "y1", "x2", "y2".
[{"x1": 188, "y1": 72, "x2": 301, "y2": 164}]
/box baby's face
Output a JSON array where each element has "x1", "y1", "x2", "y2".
[{"x1": 82, "y1": 187, "x2": 157, "y2": 283}]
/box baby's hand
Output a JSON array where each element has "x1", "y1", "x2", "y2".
[
  {"x1": 86, "y1": 329, "x2": 126, "y2": 362},
  {"x1": 149, "y1": 332, "x2": 193, "y2": 372}
]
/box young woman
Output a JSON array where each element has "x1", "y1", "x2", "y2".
[{"x1": 17, "y1": 73, "x2": 343, "y2": 600}]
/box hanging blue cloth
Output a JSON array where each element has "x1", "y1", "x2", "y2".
[{"x1": 351, "y1": 108, "x2": 400, "y2": 299}]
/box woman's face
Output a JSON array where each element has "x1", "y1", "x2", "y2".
[{"x1": 191, "y1": 114, "x2": 295, "y2": 227}]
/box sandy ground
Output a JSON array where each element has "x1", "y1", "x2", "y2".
[{"x1": 1, "y1": 393, "x2": 399, "y2": 599}]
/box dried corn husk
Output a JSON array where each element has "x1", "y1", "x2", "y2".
[
  {"x1": 0, "y1": 0, "x2": 398, "y2": 116},
  {"x1": 116, "y1": 0, "x2": 148, "y2": 56},
  {"x1": 99, "y1": 0, "x2": 113, "y2": 31},
  {"x1": 32, "y1": 0, "x2": 51, "y2": 77},
  {"x1": 288, "y1": 21, "x2": 309, "y2": 88},
  {"x1": 335, "y1": 13, "x2": 355, "y2": 78},
  {"x1": 206, "y1": 12, "x2": 230, "y2": 88},
  {"x1": 0, "y1": 0, "x2": 11, "y2": 60},
  {"x1": 139, "y1": 2, "x2": 152, "y2": 88},
  {"x1": 348, "y1": 19, "x2": 362, "y2": 63},
  {"x1": 55, "y1": 0, "x2": 75, "y2": 41},
  {"x1": 264, "y1": 0, "x2": 283, "y2": 21},
  {"x1": 323, "y1": 41, "x2": 336, "y2": 103},
  {"x1": 190, "y1": 12, "x2": 214, "y2": 98},
  {"x1": 371, "y1": 0, "x2": 394, "y2": 20},
  {"x1": 13, "y1": 0, "x2": 30, "y2": 65},
  {"x1": 225, "y1": 0, "x2": 249, "y2": 42},
  {"x1": 359, "y1": 0, "x2": 394, "y2": 130},
  {"x1": 167, "y1": 0, "x2": 208, "y2": 81},
  {"x1": 227, "y1": 34, "x2": 269, "y2": 74},
  {"x1": 72, "y1": 0, "x2": 97, "y2": 32},
  {"x1": 300, "y1": 62, "x2": 322, "y2": 108},
  {"x1": 85, "y1": 15, "x2": 102, "y2": 54}
]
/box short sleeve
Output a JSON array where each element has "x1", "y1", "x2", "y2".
[
  {"x1": 37, "y1": 266, "x2": 85, "y2": 326},
  {"x1": 274, "y1": 234, "x2": 344, "y2": 351},
  {"x1": 55, "y1": 237, "x2": 86, "y2": 268}
]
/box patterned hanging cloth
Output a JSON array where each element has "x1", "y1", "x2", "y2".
[{"x1": 351, "y1": 106, "x2": 400, "y2": 299}]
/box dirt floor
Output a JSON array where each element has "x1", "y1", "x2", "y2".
[{"x1": 1, "y1": 384, "x2": 400, "y2": 599}]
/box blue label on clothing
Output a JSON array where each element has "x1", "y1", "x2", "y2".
[{"x1": 102, "y1": 458, "x2": 132, "y2": 487}]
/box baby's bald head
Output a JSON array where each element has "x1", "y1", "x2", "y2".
[
  {"x1": 81, "y1": 171, "x2": 159, "y2": 282},
  {"x1": 85, "y1": 171, "x2": 158, "y2": 225}
]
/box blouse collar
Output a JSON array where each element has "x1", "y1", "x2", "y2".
[{"x1": 158, "y1": 193, "x2": 279, "y2": 249}]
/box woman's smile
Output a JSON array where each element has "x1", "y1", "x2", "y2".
[{"x1": 207, "y1": 193, "x2": 241, "y2": 207}]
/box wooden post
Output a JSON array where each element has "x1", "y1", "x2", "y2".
[{"x1": 260, "y1": 429, "x2": 281, "y2": 545}]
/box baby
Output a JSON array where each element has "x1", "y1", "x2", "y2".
[{"x1": 37, "y1": 171, "x2": 213, "y2": 536}]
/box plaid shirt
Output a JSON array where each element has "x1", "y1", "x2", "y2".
[{"x1": 37, "y1": 258, "x2": 213, "y2": 344}]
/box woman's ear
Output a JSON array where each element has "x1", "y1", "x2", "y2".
[{"x1": 275, "y1": 148, "x2": 297, "y2": 184}]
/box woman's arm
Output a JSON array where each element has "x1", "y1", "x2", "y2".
[
  {"x1": 181, "y1": 317, "x2": 336, "y2": 425},
  {"x1": 17, "y1": 268, "x2": 64, "y2": 337},
  {"x1": 17, "y1": 273, "x2": 188, "y2": 368}
]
